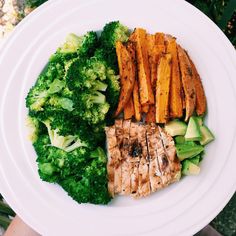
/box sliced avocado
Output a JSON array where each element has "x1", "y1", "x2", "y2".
[
  {"x1": 189, "y1": 155, "x2": 201, "y2": 165},
  {"x1": 196, "y1": 116, "x2": 203, "y2": 126},
  {"x1": 174, "y1": 136, "x2": 199, "y2": 146},
  {"x1": 185, "y1": 116, "x2": 202, "y2": 141},
  {"x1": 165, "y1": 120, "x2": 187, "y2": 136},
  {"x1": 174, "y1": 136, "x2": 185, "y2": 144},
  {"x1": 176, "y1": 144, "x2": 204, "y2": 161},
  {"x1": 182, "y1": 160, "x2": 200, "y2": 175},
  {"x1": 200, "y1": 125, "x2": 215, "y2": 145}
]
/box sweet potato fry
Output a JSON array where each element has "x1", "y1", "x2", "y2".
[
  {"x1": 177, "y1": 45, "x2": 196, "y2": 121},
  {"x1": 124, "y1": 96, "x2": 135, "y2": 119},
  {"x1": 145, "y1": 33, "x2": 166, "y2": 122},
  {"x1": 153, "y1": 33, "x2": 166, "y2": 87},
  {"x1": 156, "y1": 54, "x2": 172, "y2": 123},
  {"x1": 133, "y1": 80, "x2": 142, "y2": 121},
  {"x1": 188, "y1": 55, "x2": 207, "y2": 116},
  {"x1": 114, "y1": 41, "x2": 136, "y2": 117},
  {"x1": 147, "y1": 34, "x2": 157, "y2": 88},
  {"x1": 181, "y1": 87, "x2": 186, "y2": 109},
  {"x1": 166, "y1": 35, "x2": 183, "y2": 118},
  {"x1": 133, "y1": 28, "x2": 154, "y2": 105},
  {"x1": 141, "y1": 104, "x2": 149, "y2": 113},
  {"x1": 146, "y1": 105, "x2": 156, "y2": 123}
]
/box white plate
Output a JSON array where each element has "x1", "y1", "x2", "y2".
[{"x1": 0, "y1": 0, "x2": 236, "y2": 235}]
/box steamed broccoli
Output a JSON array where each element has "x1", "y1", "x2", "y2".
[
  {"x1": 60, "y1": 147, "x2": 111, "y2": 204},
  {"x1": 43, "y1": 120, "x2": 88, "y2": 152},
  {"x1": 59, "y1": 32, "x2": 98, "y2": 57},
  {"x1": 105, "y1": 68, "x2": 120, "y2": 110},
  {"x1": 48, "y1": 96, "x2": 74, "y2": 112},
  {"x1": 100, "y1": 21, "x2": 129, "y2": 49},
  {"x1": 26, "y1": 23, "x2": 127, "y2": 205},
  {"x1": 26, "y1": 75, "x2": 66, "y2": 112},
  {"x1": 99, "y1": 21, "x2": 130, "y2": 71},
  {"x1": 65, "y1": 57, "x2": 107, "y2": 90}
]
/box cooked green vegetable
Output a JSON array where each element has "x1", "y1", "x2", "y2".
[
  {"x1": 100, "y1": 21, "x2": 130, "y2": 71},
  {"x1": 26, "y1": 22, "x2": 129, "y2": 204}
]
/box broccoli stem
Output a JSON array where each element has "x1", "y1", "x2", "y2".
[{"x1": 92, "y1": 91, "x2": 106, "y2": 104}]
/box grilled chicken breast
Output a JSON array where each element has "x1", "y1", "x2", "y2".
[{"x1": 106, "y1": 121, "x2": 181, "y2": 198}]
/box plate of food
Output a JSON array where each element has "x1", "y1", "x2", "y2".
[{"x1": 0, "y1": 0, "x2": 236, "y2": 235}]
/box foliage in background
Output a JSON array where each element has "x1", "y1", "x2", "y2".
[
  {"x1": 0, "y1": 195, "x2": 15, "y2": 230},
  {"x1": 211, "y1": 193, "x2": 236, "y2": 236},
  {"x1": 24, "y1": 0, "x2": 48, "y2": 8},
  {"x1": 187, "y1": 0, "x2": 236, "y2": 47},
  {"x1": 24, "y1": 0, "x2": 236, "y2": 47}
]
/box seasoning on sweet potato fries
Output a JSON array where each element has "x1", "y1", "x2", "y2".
[
  {"x1": 114, "y1": 28, "x2": 206, "y2": 124},
  {"x1": 114, "y1": 41, "x2": 136, "y2": 117}
]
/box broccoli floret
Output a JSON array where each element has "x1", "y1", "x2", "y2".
[
  {"x1": 59, "y1": 33, "x2": 83, "y2": 54},
  {"x1": 77, "y1": 91, "x2": 106, "y2": 108},
  {"x1": 59, "y1": 147, "x2": 111, "y2": 204},
  {"x1": 46, "y1": 111, "x2": 79, "y2": 136},
  {"x1": 73, "y1": 91, "x2": 110, "y2": 125},
  {"x1": 26, "y1": 25, "x2": 127, "y2": 205},
  {"x1": 26, "y1": 74, "x2": 66, "y2": 112},
  {"x1": 33, "y1": 134, "x2": 51, "y2": 156},
  {"x1": 35, "y1": 133, "x2": 90, "y2": 182},
  {"x1": 26, "y1": 115, "x2": 48, "y2": 141},
  {"x1": 59, "y1": 32, "x2": 98, "y2": 57},
  {"x1": 105, "y1": 67, "x2": 120, "y2": 109},
  {"x1": 49, "y1": 51, "x2": 78, "y2": 66},
  {"x1": 48, "y1": 95, "x2": 74, "y2": 112},
  {"x1": 82, "y1": 103, "x2": 110, "y2": 125},
  {"x1": 100, "y1": 21, "x2": 129, "y2": 49},
  {"x1": 99, "y1": 22, "x2": 129, "y2": 71},
  {"x1": 65, "y1": 57, "x2": 107, "y2": 90},
  {"x1": 43, "y1": 120, "x2": 88, "y2": 152},
  {"x1": 77, "y1": 31, "x2": 98, "y2": 57},
  {"x1": 26, "y1": 116, "x2": 40, "y2": 143}
]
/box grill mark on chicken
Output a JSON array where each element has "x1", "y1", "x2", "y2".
[
  {"x1": 114, "y1": 120, "x2": 123, "y2": 193},
  {"x1": 146, "y1": 124, "x2": 163, "y2": 192},
  {"x1": 136, "y1": 124, "x2": 151, "y2": 198},
  {"x1": 106, "y1": 121, "x2": 181, "y2": 198},
  {"x1": 121, "y1": 120, "x2": 132, "y2": 195},
  {"x1": 129, "y1": 122, "x2": 140, "y2": 196},
  {"x1": 158, "y1": 127, "x2": 181, "y2": 182},
  {"x1": 105, "y1": 126, "x2": 120, "y2": 197}
]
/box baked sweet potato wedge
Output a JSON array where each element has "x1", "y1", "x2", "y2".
[
  {"x1": 146, "y1": 105, "x2": 156, "y2": 123},
  {"x1": 141, "y1": 104, "x2": 149, "y2": 113},
  {"x1": 133, "y1": 80, "x2": 142, "y2": 121},
  {"x1": 124, "y1": 97, "x2": 135, "y2": 119},
  {"x1": 146, "y1": 33, "x2": 166, "y2": 122},
  {"x1": 177, "y1": 45, "x2": 196, "y2": 121},
  {"x1": 114, "y1": 41, "x2": 136, "y2": 117},
  {"x1": 133, "y1": 28, "x2": 154, "y2": 105},
  {"x1": 147, "y1": 34, "x2": 157, "y2": 88},
  {"x1": 154, "y1": 33, "x2": 166, "y2": 87},
  {"x1": 156, "y1": 53, "x2": 172, "y2": 123},
  {"x1": 166, "y1": 35, "x2": 183, "y2": 118},
  {"x1": 188, "y1": 55, "x2": 207, "y2": 116}
]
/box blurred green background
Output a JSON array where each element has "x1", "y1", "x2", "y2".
[{"x1": 0, "y1": 0, "x2": 235, "y2": 235}]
